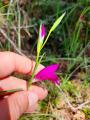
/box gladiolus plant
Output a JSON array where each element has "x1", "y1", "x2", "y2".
[
  {"x1": 28, "y1": 12, "x2": 66, "y2": 86},
  {"x1": 28, "y1": 12, "x2": 79, "y2": 112}
]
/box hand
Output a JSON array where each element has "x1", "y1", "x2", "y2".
[{"x1": 0, "y1": 52, "x2": 48, "y2": 120}]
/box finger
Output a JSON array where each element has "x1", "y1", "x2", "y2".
[
  {"x1": 0, "y1": 76, "x2": 27, "y2": 91},
  {"x1": 26, "y1": 103, "x2": 38, "y2": 113},
  {"x1": 29, "y1": 86, "x2": 48, "y2": 100},
  {"x1": 0, "y1": 91, "x2": 38, "y2": 120},
  {"x1": 0, "y1": 77, "x2": 48, "y2": 100},
  {"x1": 0, "y1": 51, "x2": 44, "y2": 78}
]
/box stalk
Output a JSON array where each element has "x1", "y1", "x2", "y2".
[
  {"x1": 56, "y1": 85, "x2": 76, "y2": 112},
  {"x1": 28, "y1": 53, "x2": 39, "y2": 88}
]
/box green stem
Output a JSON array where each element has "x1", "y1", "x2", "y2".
[
  {"x1": 41, "y1": 31, "x2": 51, "y2": 50},
  {"x1": 28, "y1": 53, "x2": 39, "y2": 88}
]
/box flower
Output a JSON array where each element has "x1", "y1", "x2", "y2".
[
  {"x1": 34, "y1": 64, "x2": 60, "y2": 85},
  {"x1": 37, "y1": 24, "x2": 46, "y2": 54},
  {"x1": 39, "y1": 24, "x2": 46, "y2": 41}
]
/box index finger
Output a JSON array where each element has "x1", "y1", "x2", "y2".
[{"x1": 0, "y1": 52, "x2": 44, "y2": 78}]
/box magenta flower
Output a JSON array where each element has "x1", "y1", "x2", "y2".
[
  {"x1": 37, "y1": 24, "x2": 46, "y2": 54},
  {"x1": 39, "y1": 24, "x2": 46, "y2": 41},
  {"x1": 34, "y1": 64, "x2": 60, "y2": 85}
]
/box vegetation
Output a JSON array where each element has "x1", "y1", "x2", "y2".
[{"x1": 0, "y1": 0, "x2": 90, "y2": 120}]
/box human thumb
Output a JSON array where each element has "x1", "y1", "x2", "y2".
[{"x1": 0, "y1": 91, "x2": 38, "y2": 120}]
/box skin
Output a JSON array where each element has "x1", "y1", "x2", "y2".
[{"x1": 0, "y1": 52, "x2": 48, "y2": 120}]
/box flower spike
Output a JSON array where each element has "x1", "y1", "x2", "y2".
[
  {"x1": 40, "y1": 24, "x2": 46, "y2": 40},
  {"x1": 39, "y1": 23, "x2": 46, "y2": 42},
  {"x1": 37, "y1": 23, "x2": 46, "y2": 54}
]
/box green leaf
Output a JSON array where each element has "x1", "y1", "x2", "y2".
[
  {"x1": 41, "y1": 12, "x2": 66, "y2": 49},
  {"x1": 50, "y1": 12, "x2": 66, "y2": 33},
  {"x1": 0, "y1": 89, "x2": 23, "y2": 97}
]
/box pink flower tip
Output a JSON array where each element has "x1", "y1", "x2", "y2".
[
  {"x1": 34, "y1": 64, "x2": 60, "y2": 85},
  {"x1": 40, "y1": 24, "x2": 46, "y2": 40}
]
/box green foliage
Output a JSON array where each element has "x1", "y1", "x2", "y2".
[
  {"x1": 61, "y1": 80, "x2": 79, "y2": 97},
  {"x1": 83, "y1": 108, "x2": 90, "y2": 119},
  {"x1": 20, "y1": 114, "x2": 51, "y2": 120},
  {"x1": 82, "y1": 80, "x2": 90, "y2": 89},
  {"x1": 42, "y1": 12, "x2": 66, "y2": 49},
  {"x1": 0, "y1": 1, "x2": 5, "y2": 13}
]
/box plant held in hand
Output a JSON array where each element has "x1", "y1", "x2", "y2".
[
  {"x1": 28, "y1": 12, "x2": 66, "y2": 86},
  {"x1": 29, "y1": 12, "x2": 81, "y2": 112}
]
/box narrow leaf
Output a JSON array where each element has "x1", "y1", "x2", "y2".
[
  {"x1": 50, "y1": 12, "x2": 66, "y2": 33},
  {"x1": 41, "y1": 12, "x2": 66, "y2": 49}
]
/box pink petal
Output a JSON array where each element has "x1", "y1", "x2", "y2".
[
  {"x1": 34, "y1": 64, "x2": 60, "y2": 85},
  {"x1": 41, "y1": 24, "x2": 46, "y2": 39}
]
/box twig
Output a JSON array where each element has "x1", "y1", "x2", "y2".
[
  {"x1": 57, "y1": 85, "x2": 90, "y2": 112},
  {"x1": 7, "y1": 0, "x2": 13, "y2": 19},
  {"x1": 11, "y1": 24, "x2": 37, "y2": 29},
  {"x1": 0, "y1": 28, "x2": 25, "y2": 57},
  {"x1": 17, "y1": 0, "x2": 21, "y2": 50},
  {"x1": 75, "y1": 100, "x2": 90, "y2": 111},
  {"x1": 57, "y1": 85, "x2": 77, "y2": 112},
  {"x1": 25, "y1": 112, "x2": 59, "y2": 119}
]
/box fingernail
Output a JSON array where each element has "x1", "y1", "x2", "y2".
[{"x1": 28, "y1": 92, "x2": 38, "y2": 107}]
